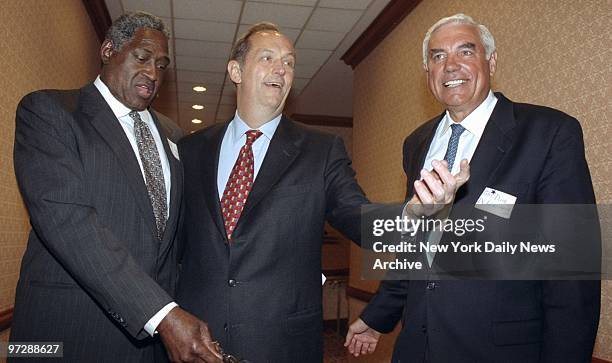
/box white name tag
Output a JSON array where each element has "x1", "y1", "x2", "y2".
[
  {"x1": 475, "y1": 187, "x2": 517, "y2": 219},
  {"x1": 168, "y1": 139, "x2": 180, "y2": 161}
]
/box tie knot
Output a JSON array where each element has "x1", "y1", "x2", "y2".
[
  {"x1": 245, "y1": 130, "x2": 263, "y2": 145},
  {"x1": 129, "y1": 110, "x2": 142, "y2": 122},
  {"x1": 450, "y1": 123, "x2": 465, "y2": 136}
]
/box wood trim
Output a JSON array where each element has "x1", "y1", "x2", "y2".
[
  {"x1": 341, "y1": 0, "x2": 422, "y2": 69},
  {"x1": 0, "y1": 308, "x2": 13, "y2": 332},
  {"x1": 323, "y1": 268, "x2": 350, "y2": 277},
  {"x1": 291, "y1": 114, "x2": 353, "y2": 128},
  {"x1": 592, "y1": 358, "x2": 612, "y2": 363},
  {"x1": 346, "y1": 285, "x2": 375, "y2": 302},
  {"x1": 82, "y1": 0, "x2": 112, "y2": 43}
]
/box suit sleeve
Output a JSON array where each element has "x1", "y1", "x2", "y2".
[
  {"x1": 324, "y1": 135, "x2": 368, "y2": 243},
  {"x1": 14, "y1": 92, "x2": 173, "y2": 339},
  {"x1": 537, "y1": 116, "x2": 600, "y2": 362}
]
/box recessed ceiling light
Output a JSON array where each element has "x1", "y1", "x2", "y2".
[
  {"x1": 193, "y1": 86, "x2": 207, "y2": 92},
  {"x1": 192, "y1": 104, "x2": 204, "y2": 110},
  {"x1": 191, "y1": 118, "x2": 203, "y2": 124}
]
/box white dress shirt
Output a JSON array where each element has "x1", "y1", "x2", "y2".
[
  {"x1": 423, "y1": 90, "x2": 498, "y2": 174},
  {"x1": 420, "y1": 91, "x2": 497, "y2": 265},
  {"x1": 94, "y1": 76, "x2": 176, "y2": 336},
  {"x1": 217, "y1": 112, "x2": 282, "y2": 198}
]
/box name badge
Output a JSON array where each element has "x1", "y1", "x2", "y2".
[{"x1": 475, "y1": 187, "x2": 517, "y2": 219}]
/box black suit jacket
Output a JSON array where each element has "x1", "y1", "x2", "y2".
[
  {"x1": 177, "y1": 116, "x2": 367, "y2": 362},
  {"x1": 360, "y1": 93, "x2": 600, "y2": 363},
  {"x1": 10, "y1": 83, "x2": 184, "y2": 362}
]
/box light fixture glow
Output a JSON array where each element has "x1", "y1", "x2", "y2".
[
  {"x1": 191, "y1": 118, "x2": 203, "y2": 124},
  {"x1": 193, "y1": 86, "x2": 207, "y2": 92},
  {"x1": 192, "y1": 104, "x2": 204, "y2": 110}
]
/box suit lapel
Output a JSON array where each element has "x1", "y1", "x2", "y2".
[
  {"x1": 203, "y1": 123, "x2": 230, "y2": 239},
  {"x1": 455, "y1": 93, "x2": 516, "y2": 205},
  {"x1": 81, "y1": 84, "x2": 157, "y2": 233},
  {"x1": 233, "y1": 116, "x2": 303, "y2": 236},
  {"x1": 405, "y1": 115, "x2": 442, "y2": 198},
  {"x1": 150, "y1": 110, "x2": 183, "y2": 250}
]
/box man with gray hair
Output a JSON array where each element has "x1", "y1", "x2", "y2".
[
  {"x1": 10, "y1": 11, "x2": 221, "y2": 362},
  {"x1": 345, "y1": 13, "x2": 599, "y2": 362}
]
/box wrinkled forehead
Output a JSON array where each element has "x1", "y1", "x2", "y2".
[
  {"x1": 429, "y1": 23, "x2": 482, "y2": 49},
  {"x1": 250, "y1": 31, "x2": 295, "y2": 53}
]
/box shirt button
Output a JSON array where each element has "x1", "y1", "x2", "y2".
[
  {"x1": 228, "y1": 279, "x2": 237, "y2": 287},
  {"x1": 426, "y1": 282, "x2": 437, "y2": 290}
]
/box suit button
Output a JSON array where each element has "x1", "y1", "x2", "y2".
[
  {"x1": 228, "y1": 279, "x2": 237, "y2": 287},
  {"x1": 421, "y1": 325, "x2": 427, "y2": 333},
  {"x1": 224, "y1": 323, "x2": 228, "y2": 331},
  {"x1": 426, "y1": 282, "x2": 437, "y2": 290}
]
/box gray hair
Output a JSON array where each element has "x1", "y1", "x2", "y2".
[
  {"x1": 422, "y1": 13, "x2": 496, "y2": 66},
  {"x1": 230, "y1": 22, "x2": 281, "y2": 65},
  {"x1": 105, "y1": 11, "x2": 170, "y2": 51}
]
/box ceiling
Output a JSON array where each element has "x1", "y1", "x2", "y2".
[{"x1": 103, "y1": 0, "x2": 391, "y2": 131}]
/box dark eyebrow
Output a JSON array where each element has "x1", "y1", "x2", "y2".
[{"x1": 457, "y1": 42, "x2": 476, "y2": 50}]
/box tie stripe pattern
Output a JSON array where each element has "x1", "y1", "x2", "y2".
[
  {"x1": 129, "y1": 111, "x2": 167, "y2": 240},
  {"x1": 443, "y1": 123, "x2": 466, "y2": 171},
  {"x1": 221, "y1": 130, "x2": 263, "y2": 240}
]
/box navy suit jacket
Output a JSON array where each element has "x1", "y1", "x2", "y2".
[
  {"x1": 177, "y1": 116, "x2": 367, "y2": 362},
  {"x1": 360, "y1": 93, "x2": 600, "y2": 363}
]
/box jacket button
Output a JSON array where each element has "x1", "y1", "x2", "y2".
[
  {"x1": 224, "y1": 323, "x2": 228, "y2": 331},
  {"x1": 228, "y1": 279, "x2": 237, "y2": 287},
  {"x1": 426, "y1": 282, "x2": 437, "y2": 290},
  {"x1": 421, "y1": 325, "x2": 427, "y2": 333}
]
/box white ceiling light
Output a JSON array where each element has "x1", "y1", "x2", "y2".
[
  {"x1": 192, "y1": 118, "x2": 203, "y2": 124},
  {"x1": 192, "y1": 104, "x2": 204, "y2": 110},
  {"x1": 193, "y1": 86, "x2": 207, "y2": 92}
]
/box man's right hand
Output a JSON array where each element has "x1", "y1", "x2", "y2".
[
  {"x1": 344, "y1": 318, "x2": 381, "y2": 357},
  {"x1": 157, "y1": 307, "x2": 223, "y2": 363}
]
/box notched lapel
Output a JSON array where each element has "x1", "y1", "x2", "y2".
[
  {"x1": 456, "y1": 93, "x2": 516, "y2": 205},
  {"x1": 81, "y1": 84, "x2": 157, "y2": 234},
  {"x1": 201, "y1": 124, "x2": 229, "y2": 239},
  {"x1": 234, "y1": 117, "x2": 303, "y2": 234}
]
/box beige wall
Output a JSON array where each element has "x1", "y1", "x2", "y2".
[
  {"x1": 0, "y1": 0, "x2": 100, "y2": 349},
  {"x1": 349, "y1": 0, "x2": 612, "y2": 360}
]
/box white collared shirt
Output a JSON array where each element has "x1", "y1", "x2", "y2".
[
  {"x1": 94, "y1": 76, "x2": 171, "y2": 214},
  {"x1": 93, "y1": 76, "x2": 176, "y2": 336},
  {"x1": 423, "y1": 90, "x2": 498, "y2": 174},
  {"x1": 217, "y1": 112, "x2": 282, "y2": 199}
]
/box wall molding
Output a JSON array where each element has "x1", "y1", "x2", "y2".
[
  {"x1": 291, "y1": 114, "x2": 353, "y2": 128},
  {"x1": 82, "y1": 0, "x2": 112, "y2": 43},
  {"x1": 346, "y1": 285, "x2": 375, "y2": 302},
  {"x1": 0, "y1": 308, "x2": 13, "y2": 332},
  {"x1": 341, "y1": 0, "x2": 422, "y2": 69}
]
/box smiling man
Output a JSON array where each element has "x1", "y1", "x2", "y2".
[
  {"x1": 10, "y1": 11, "x2": 222, "y2": 363},
  {"x1": 345, "y1": 13, "x2": 600, "y2": 362},
  {"x1": 176, "y1": 22, "x2": 369, "y2": 362}
]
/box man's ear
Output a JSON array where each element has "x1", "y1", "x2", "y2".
[
  {"x1": 100, "y1": 40, "x2": 114, "y2": 64},
  {"x1": 488, "y1": 51, "x2": 498, "y2": 76},
  {"x1": 227, "y1": 60, "x2": 242, "y2": 84}
]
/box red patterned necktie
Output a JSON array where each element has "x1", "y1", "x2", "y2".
[{"x1": 221, "y1": 130, "x2": 263, "y2": 240}]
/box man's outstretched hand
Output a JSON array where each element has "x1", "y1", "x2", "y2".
[{"x1": 405, "y1": 159, "x2": 470, "y2": 218}]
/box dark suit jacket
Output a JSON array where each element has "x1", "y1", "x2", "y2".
[
  {"x1": 10, "y1": 83, "x2": 184, "y2": 362},
  {"x1": 177, "y1": 116, "x2": 367, "y2": 362},
  {"x1": 360, "y1": 93, "x2": 600, "y2": 363}
]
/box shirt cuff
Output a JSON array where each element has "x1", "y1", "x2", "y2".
[{"x1": 144, "y1": 302, "x2": 178, "y2": 336}]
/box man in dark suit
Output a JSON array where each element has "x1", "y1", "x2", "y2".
[
  {"x1": 345, "y1": 13, "x2": 600, "y2": 362},
  {"x1": 177, "y1": 22, "x2": 467, "y2": 362},
  {"x1": 10, "y1": 12, "x2": 221, "y2": 363}
]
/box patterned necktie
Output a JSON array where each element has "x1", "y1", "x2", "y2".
[
  {"x1": 221, "y1": 130, "x2": 263, "y2": 240},
  {"x1": 129, "y1": 111, "x2": 167, "y2": 240},
  {"x1": 443, "y1": 123, "x2": 466, "y2": 171}
]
